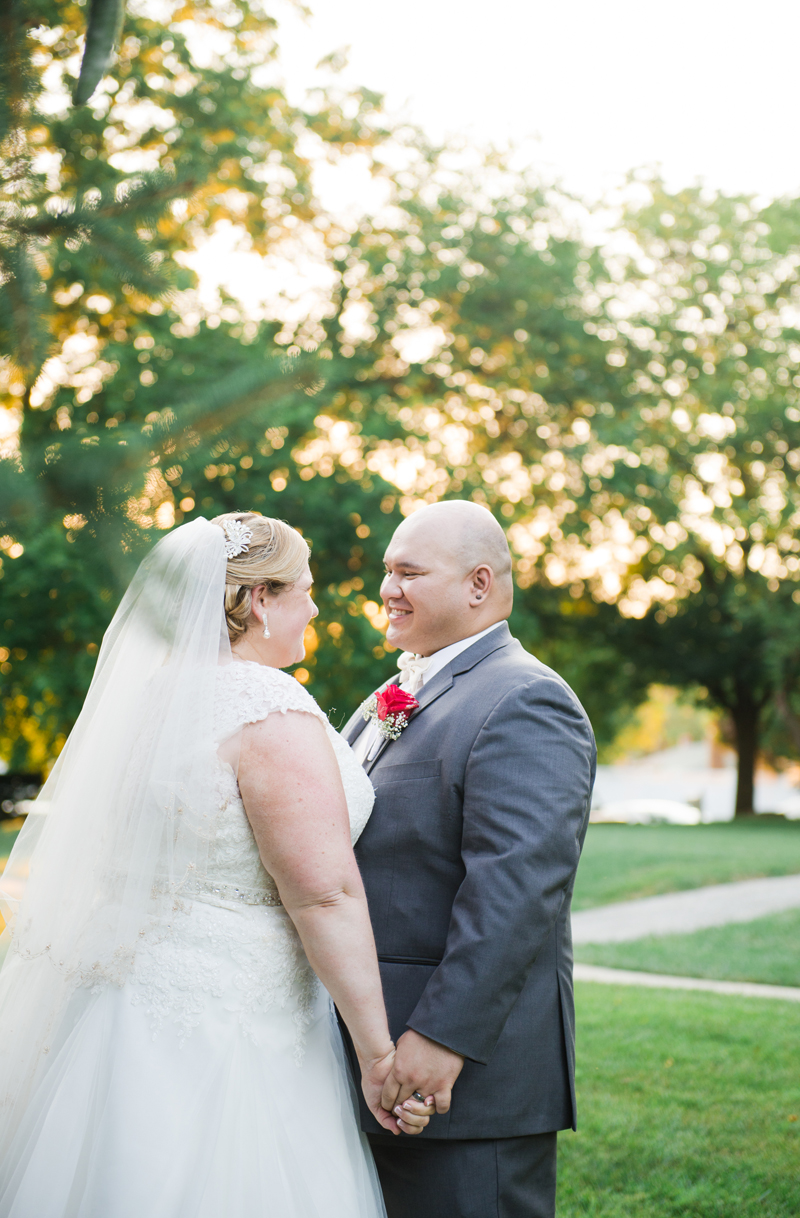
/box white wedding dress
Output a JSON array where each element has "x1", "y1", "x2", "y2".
[{"x1": 0, "y1": 662, "x2": 385, "y2": 1218}]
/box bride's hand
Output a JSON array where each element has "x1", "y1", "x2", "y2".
[
  {"x1": 360, "y1": 1049, "x2": 434, "y2": 1136},
  {"x1": 392, "y1": 1094, "x2": 436, "y2": 1135},
  {"x1": 360, "y1": 1048, "x2": 401, "y2": 1134}
]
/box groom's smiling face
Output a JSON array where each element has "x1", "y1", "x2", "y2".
[
  {"x1": 380, "y1": 520, "x2": 478, "y2": 657},
  {"x1": 380, "y1": 501, "x2": 513, "y2": 657}
]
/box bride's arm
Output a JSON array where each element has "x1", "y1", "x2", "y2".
[{"x1": 236, "y1": 710, "x2": 428, "y2": 1136}]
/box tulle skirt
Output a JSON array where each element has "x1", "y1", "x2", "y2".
[{"x1": 0, "y1": 902, "x2": 385, "y2": 1218}]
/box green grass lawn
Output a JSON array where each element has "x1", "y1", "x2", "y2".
[
  {"x1": 559, "y1": 983, "x2": 800, "y2": 1217},
  {"x1": 573, "y1": 820, "x2": 800, "y2": 910},
  {"x1": 575, "y1": 907, "x2": 800, "y2": 988}
]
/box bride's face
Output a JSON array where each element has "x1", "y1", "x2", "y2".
[{"x1": 262, "y1": 564, "x2": 318, "y2": 667}]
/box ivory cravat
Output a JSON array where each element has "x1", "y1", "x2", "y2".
[
  {"x1": 396, "y1": 652, "x2": 432, "y2": 695},
  {"x1": 351, "y1": 623, "x2": 504, "y2": 764}
]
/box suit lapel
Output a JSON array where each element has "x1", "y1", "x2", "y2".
[
  {"x1": 364, "y1": 735, "x2": 390, "y2": 774},
  {"x1": 364, "y1": 668, "x2": 454, "y2": 775},
  {"x1": 409, "y1": 667, "x2": 454, "y2": 715},
  {"x1": 448, "y1": 621, "x2": 513, "y2": 676},
  {"x1": 343, "y1": 712, "x2": 368, "y2": 748},
  {"x1": 361, "y1": 623, "x2": 515, "y2": 775}
]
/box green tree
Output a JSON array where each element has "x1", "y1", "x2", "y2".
[
  {"x1": 0, "y1": 0, "x2": 396, "y2": 767},
  {"x1": 293, "y1": 170, "x2": 800, "y2": 800},
  {"x1": 280, "y1": 165, "x2": 657, "y2": 745},
  {"x1": 584, "y1": 181, "x2": 800, "y2": 812},
  {"x1": 6, "y1": 3, "x2": 799, "y2": 806}
]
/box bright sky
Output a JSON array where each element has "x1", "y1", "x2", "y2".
[
  {"x1": 277, "y1": 0, "x2": 800, "y2": 201},
  {"x1": 193, "y1": 0, "x2": 800, "y2": 314}
]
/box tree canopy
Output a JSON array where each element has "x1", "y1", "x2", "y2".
[
  {"x1": 0, "y1": 0, "x2": 398, "y2": 764},
  {"x1": 2, "y1": 4, "x2": 800, "y2": 816}
]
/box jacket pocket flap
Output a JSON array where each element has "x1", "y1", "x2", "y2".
[{"x1": 374, "y1": 758, "x2": 442, "y2": 784}]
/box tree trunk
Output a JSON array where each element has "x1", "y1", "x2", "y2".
[{"x1": 731, "y1": 686, "x2": 759, "y2": 817}]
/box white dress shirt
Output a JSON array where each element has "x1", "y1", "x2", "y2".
[{"x1": 350, "y1": 620, "x2": 505, "y2": 764}]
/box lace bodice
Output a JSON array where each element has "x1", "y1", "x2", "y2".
[
  {"x1": 132, "y1": 663, "x2": 375, "y2": 1053},
  {"x1": 196, "y1": 662, "x2": 374, "y2": 906}
]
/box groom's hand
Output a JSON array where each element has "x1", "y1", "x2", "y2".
[{"x1": 380, "y1": 1029, "x2": 464, "y2": 1116}]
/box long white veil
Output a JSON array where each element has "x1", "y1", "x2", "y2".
[{"x1": 0, "y1": 518, "x2": 236, "y2": 1152}]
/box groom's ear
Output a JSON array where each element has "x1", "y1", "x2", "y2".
[{"x1": 468, "y1": 564, "x2": 493, "y2": 604}]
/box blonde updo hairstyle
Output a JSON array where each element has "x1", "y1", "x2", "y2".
[{"x1": 213, "y1": 511, "x2": 310, "y2": 644}]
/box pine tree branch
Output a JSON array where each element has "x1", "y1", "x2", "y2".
[
  {"x1": 8, "y1": 354, "x2": 325, "y2": 525},
  {"x1": 0, "y1": 242, "x2": 50, "y2": 378},
  {"x1": 153, "y1": 354, "x2": 324, "y2": 451},
  {"x1": 0, "y1": 0, "x2": 40, "y2": 146},
  {"x1": 15, "y1": 173, "x2": 194, "y2": 239},
  {"x1": 78, "y1": 221, "x2": 172, "y2": 294},
  {"x1": 73, "y1": 0, "x2": 126, "y2": 107}
]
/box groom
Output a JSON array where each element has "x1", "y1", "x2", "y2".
[{"x1": 341, "y1": 500, "x2": 596, "y2": 1218}]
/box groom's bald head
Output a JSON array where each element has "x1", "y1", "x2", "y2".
[
  {"x1": 397, "y1": 500, "x2": 513, "y2": 585},
  {"x1": 381, "y1": 500, "x2": 514, "y2": 656}
]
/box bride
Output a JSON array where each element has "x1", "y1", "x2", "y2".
[{"x1": 0, "y1": 511, "x2": 432, "y2": 1217}]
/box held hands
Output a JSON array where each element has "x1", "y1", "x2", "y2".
[
  {"x1": 359, "y1": 1047, "x2": 435, "y2": 1136},
  {"x1": 380, "y1": 1029, "x2": 465, "y2": 1118}
]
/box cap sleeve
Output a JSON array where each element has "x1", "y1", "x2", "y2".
[{"x1": 215, "y1": 662, "x2": 327, "y2": 743}]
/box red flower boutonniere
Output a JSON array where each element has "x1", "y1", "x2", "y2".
[{"x1": 361, "y1": 684, "x2": 419, "y2": 741}]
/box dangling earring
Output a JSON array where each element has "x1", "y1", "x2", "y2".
[{"x1": 262, "y1": 614, "x2": 270, "y2": 639}]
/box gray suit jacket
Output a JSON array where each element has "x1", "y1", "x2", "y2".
[{"x1": 341, "y1": 624, "x2": 596, "y2": 1140}]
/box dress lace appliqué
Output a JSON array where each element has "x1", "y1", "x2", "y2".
[{"x1": 130, "y1": 662, "x2": 375, "y2": 1062}]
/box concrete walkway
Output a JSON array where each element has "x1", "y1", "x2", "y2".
[
  {"x1": 571, "y1": 873, "x2": 800, "y2": 945},
  {"x1": 574, "y1": 963, "x2": 800, "y2": 1003}
]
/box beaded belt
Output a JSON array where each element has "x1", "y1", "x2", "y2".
[{"x1": 153, "y1": 876, "x2": 283, "y2": 907}]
